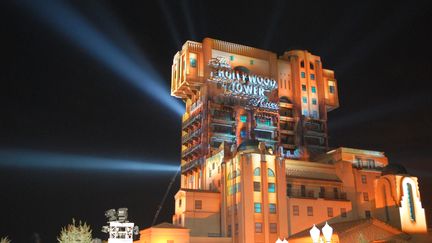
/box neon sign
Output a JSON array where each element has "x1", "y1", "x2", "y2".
[{"x1": 208, "y1": 57, "x2": 279, "y2": 110}]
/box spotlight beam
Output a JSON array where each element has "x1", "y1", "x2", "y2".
[
  {"x1": 0, "y1": 149, "x2": 179, "y2": 173},
  {"x1": 17, "y1": 0, "x2": 184, "y2": 116}
]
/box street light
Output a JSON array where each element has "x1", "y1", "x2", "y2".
[
  {"x1": 322, "y1": 222, "x2": 333, "y2": 243},
  {"x1": 309, "y1": 222, "x2": 333, "y2": 243},
  {"x1": 309, "y1": 224, "x2": 320, "y2": 243}
]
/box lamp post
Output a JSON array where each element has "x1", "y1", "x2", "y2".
[{"x1": 309, "y1": 222, "x2": 333, "y2": 243}]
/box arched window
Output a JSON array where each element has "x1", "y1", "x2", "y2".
[
  {"x1": 300, "y1": 60, "x2": 305, "y2": 68},
  {"x1": 268, "y1": 168, "x2": 275, "y2": 177},
  {"x1": 407, "y1": 183, "x2": 416, "y2": 222},
  {"x1": 254, "y1": 167, "x2": 261, "y2": 176},
  {"x1": 309, "y1": 62, "x2": 314, "y2": 70}
]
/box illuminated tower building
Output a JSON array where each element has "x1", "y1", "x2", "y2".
[{"x1": 138, "y1": 38, "x2": 428, "y2": 243}]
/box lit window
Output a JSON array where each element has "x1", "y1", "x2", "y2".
[
  {"x1": 311, "y1": 86, "x2": 316, "y2": 93},
  {"x1": 270, "y1": 223, "x2": 277, "y2": 233},
  {"x1": 254, "y1": 203, "x2": 262, "y2": 213},
  {"x1": 310, "y1": 74, "x2": 315, "y2": 80},
  {"x1": 293, "y1": 205, "x2": 299, "y2": 216},
  {"x1": 230, "y1": 55, "x2": 234, "y2": 61},
  {"x1": 269, "y1": 203, "x2": 277, "y2": 214},
  {"x1": 302, "y1": 97, "x2": 308, "y2": 103},
  {"x1": 254, "y1": 181, "x2": 261, "y2": 192},
  {"x1": 361, "y1": 175, "x2": 367, "y2": 184},
  {"x1": 312, "y1": 111, "x2": 318, "y2": 119},
  {"x1": 302, "y1": 84, "x2": 307, "y2": 91},
  {"x1": 341, "y1": 208, "x2": 347, "y2": 217},
  {"x1": 268, "y1": 168, "x2": 275, "y2": 177},
  {"x1": 327, "y1": 207, "x2": 333, "y2": 217},
  {"x1": 312, "y1": 98, "x2": 317, "y2": 105},
  {"x1": 363, "y1": 192, "x2": 369, "y2": 201},
  {"x1": 195, "y1": 200, "x2": 202, "y2": 209},
  {"x1": 240, "y1": 115, "x2": 247, "y2": 122},
  {"x1": 240, "y1": 128, "x2": 247, "y2": 138},
  {"x1": 307, "y1": 206, "x2": 313, "y2": 216},
  {"x1": 255, "y1": 223, "x2": 262, "y2": 233},
  {"x1": 302, "y1": 110, "x2": 308, "y2": 116},
  {"x1": 268, "y1": 183, "x2": 276, "y2": 193},
  {"x1": 254, "y1": 167, "x2": 261, "y2": 176},
  {"x1": 407, "y1": 183, "x2": 416, "y2": 221},
  {"x1": 301, "y1": 72, "x2": 306, "y2": 78}
]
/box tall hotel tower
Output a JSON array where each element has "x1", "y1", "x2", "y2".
[{"x1": 138, "y1": 38, "x2": 428, "y2": 243}]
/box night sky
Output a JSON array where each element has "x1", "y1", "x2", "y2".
[{"x1": 1, "y1": 0, "x2": 432, "y2": 242}]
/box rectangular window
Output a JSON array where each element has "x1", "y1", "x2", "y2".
[
  {"x1": 227, "y1": 225, "x2": 232, "y2": 237},
  {"x1": 250, "y1": 60, "x2": 254, "y2": 65},
  {"x1": 254, "y1": 203, "x2": 262, "y2": 213},
  {"x1": 301, "y1": 72, "x2": 306, "y2": 78},
  {"x1": 310, "y1": 74, "x2": 315, "y2": 80},
  {"x1": 270, "y1": 223, "x2": 277, "y2": 233},
  {"x1": 235, "y1": 223, "x2": 238, "y2": 234},
  {"x1": 287, "y1": 184, "x2": 292, "y2": 196},
  {"x1": 268, "y1": 183, "x2": 276, "y2": 193},
  {"x1": 329, "y1": 85, "x2": 335, "y2": 93},
  {"x1": 327, "y1": 207, "x2": 333, "y2": 217},
  {"x1": 341, "y1": 208, "x2": 347, "y2": 218},
  {"x1": 195, "y1": 200, "x2": 202, "y2": 209},
  {"x1": 179, "y1": 199, "x2": 182, "y2": 207},
  {"x1": 293, "y1": 205, "x2": 299, "y2": 216},
  {"x1": 189, "y1": 53, "x2": 197, "y2": 68},
  {"x1": 311, "y1": 86, "x2": 317, "y2": 93},
  {"x1": 361, "y1": 175, "x2": 367, "y2": 184},
  {"x1": 302, "y1": 97, "x2": 307, "y2": 103},
  {"x1": 301, "y1": 185, "x2": 306, "y2": 197},
  {"x1": 312, "y1": 98, "x2": 317, "y2": 105},
  {"x1": 240, "y1": 115, "x2": 247, "y2": 122},
  {"x1": 307, "y1": 206, "x2": 313, "y2": 216},
  {"x1": 255, "y1": 223, "x2": 262, "y2": 233},
  {"x1": 302, "y1": 84, "x2": 307, "y2": 91},
  {"x1": 312, "y1": 111, "x2": 318, "y2": 119},
  {"x1": 365, "y1": 210, "x2": 371, "y2": 218},
  {"x1": 269, "y1": 203, "x2": 277, "y2": 214},
  {"x1": 254, "y1": 181, "x2": 261, "y2": 192},
  {"x1": 363, "y1": 192, "x2": 369, "y2": 201},
  {"x1": 230, "y1": 55, "x2": 234, "y2": 61}
]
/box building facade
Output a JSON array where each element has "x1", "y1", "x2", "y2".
[{"x1": 138, "y1": 38, "x2": 427, "y2": 243}]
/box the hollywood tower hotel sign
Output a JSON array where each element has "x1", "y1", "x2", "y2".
[{"x1": 208, "y1": 57, "x2": 279, "y2": 110}]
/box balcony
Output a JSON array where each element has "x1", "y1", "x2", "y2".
[
  {"x1": 181, "y1": 157, "x2": 204, "y2": 173},
  {"x1": 182, "y1": 113, "x2": 202, "y2": 129},
  {"x1": 182, "y1": 128, "x2": 202, "y2": 144},
  {"x1": 287, "y1": 189, "x2": 347, "y2": 201},
  {"x1": 182, "y1": 143, "x2": 202, "y2": 158}
]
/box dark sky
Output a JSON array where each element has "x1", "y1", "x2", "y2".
[{"x1": 1, "y1": 0, "x2": 432, "y2": 242}]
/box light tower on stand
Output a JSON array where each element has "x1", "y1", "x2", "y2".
[{"x1": 101, "y1": 208, "x2": 139, "y2": 243}]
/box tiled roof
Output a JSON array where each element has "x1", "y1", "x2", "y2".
[{"x1": 286, "y1": 168, "x2": 342, "y2": 182}]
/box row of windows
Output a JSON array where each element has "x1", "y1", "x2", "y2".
[
  {"x1": 254, "y1": 203, "x2": 277, "y2": 213},
  {"x1": 292, "y1": 205, "x2": 347, "y2": 218},
  {"x1": 228, "y1": 222, "x2": 278, "y2": 235},
  {"x1": 253, "y1": 182, "x2": 276, "y2": 193},
  {"x1": 255, "y1": 222, "x2": 277, "y2": 233},
  {"x1": 300, "y1": 72, "x2": 315, "y2": 80},
  {"x1": 300, "y1": 60, "x2": 315, "y2": 70},
  {"x1": 301, "y1": 84, "x2": 317, "y2": 93},
  {"x1": 253, "y1": 167, "x2": 275, "y2": 177},
  {"x1": 302, "y1": 96, "x2": 318, "y2": 105}
]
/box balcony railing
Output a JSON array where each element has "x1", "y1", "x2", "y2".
[
  {"x1": 182, "y1": 128, "x2": 202, "y2": 144},
  {"x1": 181, "y1": 143, "x2": 202, "y2": 158},
  {"x1": 287, "y1": 189, "x2": 347, "y2": 201},
  {"x1": 182, "y1": 113, "x2": 202, "y2": 129},
  {"x1": 181, "y1": 157, "x2": 204, "y2": 172}
]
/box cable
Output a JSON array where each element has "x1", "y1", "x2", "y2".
[{"x1": 151, "y1": 165, "x2": 181, "y2": 226}]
